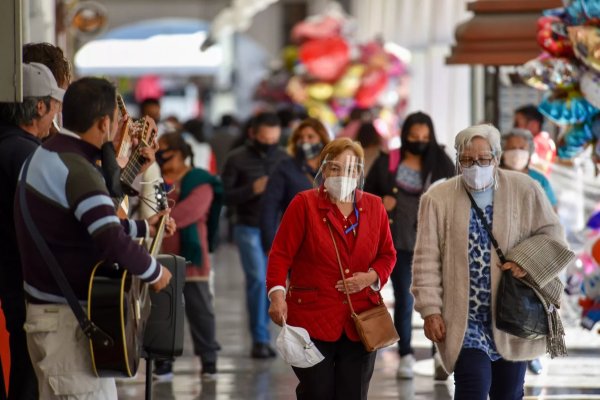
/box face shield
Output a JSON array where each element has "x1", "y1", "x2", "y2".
[{"x1": 314, "y1": 153, "x2": 365, "y2": 203}]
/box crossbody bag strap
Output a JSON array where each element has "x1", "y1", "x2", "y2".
[
  {"x1": 464, "y1": 188, "x2": 507, "y2": 264},
  {"x1": 19, "y1": 154, "x2": 114, "y2": 347},
  {"x1": 326, "y1": 222, "x2": 357, "y2": 315}
]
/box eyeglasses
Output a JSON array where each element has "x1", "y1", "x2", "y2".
[{"x1": 458, "y1": 157, "x2": 494, "y2": 168}]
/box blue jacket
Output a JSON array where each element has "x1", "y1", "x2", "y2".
[{"x1": 260, "y1": 156, "x2": 315, "y2": 251}]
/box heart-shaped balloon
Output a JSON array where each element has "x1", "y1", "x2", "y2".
[
  {"x1": 569, "y1": 25, "x2": 600, "y2": 72},
  {"x1": 539, "y1": 91, "x2": 599, "y2": 125},
  {"x1": 299, "y1": 36, "x2": 350, "y2": 82},
  {"x1": 536, "y1": 16, "x2": 574, "y2": 57},
  {"x1": 355, "y1": 68, "x2": 388, "y2": 108}
]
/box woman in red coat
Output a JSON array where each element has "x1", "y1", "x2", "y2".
[{"x1": 267, "y1": 137, "x2": 396, "y2": 400}]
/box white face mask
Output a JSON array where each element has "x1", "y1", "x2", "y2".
[
  {"x1": 503, "y1": 149, "x2": 530, "y2": 171},
  {"x1": 461, "y1": 165, "x2": 495, "y2": 191},
  {"x1": 324, "y1": 176, "x2": 357, "y2": 201}
]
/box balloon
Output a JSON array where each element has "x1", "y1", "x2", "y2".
[
  {"x1": 592, "y1": 238, "x2": 600, "y2": 266},
  {"x1": 286, "y1": 76, "x2": 308, "y2": 104},
  {"x1": 282, "y1": 46, "x2": 299, "y2": 72},
  {"x1": 355, "y1": 68, "x2": 388, "y2": 108},
  {"x1": 588, "y1": 210, "x2": 600, "y2": 230},
  {"x1": 333, "y1": 64, "x2": 364, "y2": 99},
  {"x1": 519, "y1": 55, "x2": 580, "y2": 91},
  {"x1": 536, "y1": 16, "x2": 573, "y2": 57},
  {"x1": 538, "y1": 92, "x2": 599, "y2": 125},
  {"x1": 569, "y1": 26, "x2": 600, "y2": 73},
  {"x1": 305, "y1": 100, "x2": 337, "y2": 125},
  {"x1": 557, "y1": 123, "x2": 593, "y2": 159},
  {"x1": 580, "y1": 71, "x2": 600, "y2": 109},
  {"x1": 292, "y1": 15, "x2": 343, "y2": 43},
  {"x1": 330, "y1": 98, "x2": 355, "y2": 120},
  {"x1": 387, "y1": 54, "x2": 406, "y2": 77},
  {"x1": 299, "y1": 37, "x2": 350, "y2": 82},
  {"x1": 307, "y1": 82, "x2": 334, "y2": 101}
]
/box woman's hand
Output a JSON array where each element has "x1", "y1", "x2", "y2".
[
  {"x1": 500, "y1": 261, "x2": 527, "y2": 278},
  {"x1": 424, "y1": 314, "x2": 446, "y2": 343},
  {"x1": 335, "y1": 270, "x2": 378, "y2": 294},
  {"x1": 268, "y1": 291, "x2": 287, "y2": 326}
]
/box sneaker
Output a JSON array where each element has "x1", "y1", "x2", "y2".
[
  {"x1": 153, "y1": 360, "x2": 173, "y2": 382},
  {"x1": 201, "y1": 363, "x2": 217, "y2": 380},
  {"x1": 528, "y1": 358, "x2": 543, "y2": 375},
  {"x1": 396, "y1": 354, "x2": 415, "y2": 379},
  {"x1": 433, "y1": 352, "x2": 449, "y2": 381}
]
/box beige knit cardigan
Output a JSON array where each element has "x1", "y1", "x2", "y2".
[{"x1": 411, "y1": 169, "x2": 568, "y2": 373}]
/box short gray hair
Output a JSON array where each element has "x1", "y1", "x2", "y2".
[
  {"x1": 454, "y1": 124, "x2": 502, "y2": 158},
  {"x1": 501, "y1": 128, "x2": 535, "y2": 156},
  {"x1": 0, "y1": 96, "x2": 51, "y2": 126}
]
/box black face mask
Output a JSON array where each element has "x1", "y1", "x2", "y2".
[
  {"x1": 255, "y1": 140, "x2": 278, "y2": 155},
  {"x1": 404, "y1": 140, "x2": 429, "y2": 156},
  {"x1": 156, "y1": 149, "x2": 175, "y2": 167},
  {"x1": 101, "y1": 142, "x2": 125, "y2": 198},
  {"x1": 297, "y1": 142, "x2": 323, "y2": 160}
]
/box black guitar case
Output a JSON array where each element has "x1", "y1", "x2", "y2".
[{"x1": 143, "y1": 254, "x2": 186, "y2": 359}]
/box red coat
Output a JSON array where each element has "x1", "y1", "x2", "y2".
[{"x1": 266, "y1": 189, "x2": 396, "y2": 342}]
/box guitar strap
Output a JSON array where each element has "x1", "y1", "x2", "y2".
[{"x1": 18, "y1": 154, "x2": 114, "y2": 348}]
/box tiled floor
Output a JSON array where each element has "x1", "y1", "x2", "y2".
[{"x1": 117, "y1": 243, "x2": 600, "y2": 399}]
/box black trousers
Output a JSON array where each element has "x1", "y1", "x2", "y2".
[
  {"x1": 184, "y1": 281, "x2": 220, "y2": 366},
  {"x1": 292, "y1": 334, "x2": 376, "y2": 400},
  {"x1": 0, "y1": 261, "x2": 37, "y2": 400}
]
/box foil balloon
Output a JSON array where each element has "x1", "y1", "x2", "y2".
[
  {"x1": 286, "y1": 76, "x2": 308, "y2": 104},
  {"x1": 538, "y1": 92, "x2": 599, "y2": 125},
  {"x1": 299, "y1": 36, "x2": 350, "y2": 82},
  {"x1": 588, "y1": 210, "x2": 600, "y2": 230},
  {"x1": 305, "y1": 100, "x2": 337, "y2": 125},
  {"x1": 355, "y1": 68, "x2": 388, "y2": 108},
  {"x1": 282, "y1": 45, "x2": 299, "y2": 73},
  {"x1": 569, "y1": 26, "x2": 600, "y2": 73},
  {"x1": 333, "y1": 64, "x2": 364, "y2": 99},
  {"x1": 519, "y1": 55, "x2": 580, "y2": 90},
  {"x1": 306, "y1": 82, "x2": 334, "y2": 101},
  {"x1": 536, "y1": 16, "x2": 574, "y2": 57},
  {"x1": 292, "y1": 15, "x2": 343, "y2": 43},
  {"x1": 557, "y1": 123, "x2": 593, "y2": 158},
  {"x1": 566, "y1": 0, "x2": 600, "y2": 24},
  {"x1": 331, "y1": 98, "x2": 355, "y2": 120}
]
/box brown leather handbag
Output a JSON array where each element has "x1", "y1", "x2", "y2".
[{"x1": 327, "y1": 223, "x2": 400, "y2": 352}]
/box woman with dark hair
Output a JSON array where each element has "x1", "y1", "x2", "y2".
[
  {"x1": 153, "y1": 132, "x2": 223, "y2": 380},
  {"x1": 356, "y1": 122, "x2": 382, "y2": 177},
  {"x1": 364, "y1": 111, "x2": 455, "y2": 379},
  {"x1": 260, "y1": 118, "x2": 331, "y2": 252}
]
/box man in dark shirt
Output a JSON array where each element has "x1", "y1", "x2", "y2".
[
  {"x1": 0, "y1": 61, "x2": 64, "y2": 400},
  {"x1": 222, "y1": 112, "x2": 287, "y2": 358},
  {"x1": 14, "y1": 77, "x2": 173, "y2": 399}
]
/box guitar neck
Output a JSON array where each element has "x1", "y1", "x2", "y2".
[{"x1": 148, "y1": 215, "x2": 167, "y2": 256}]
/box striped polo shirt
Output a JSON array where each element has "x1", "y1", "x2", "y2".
[{"x1": 14, "y1": 130, "x2": 161, "y2": 303}]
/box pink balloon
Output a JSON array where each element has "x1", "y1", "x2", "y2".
[{"x1": 355, "y1": 68, "x2": 388, "y2": 108}]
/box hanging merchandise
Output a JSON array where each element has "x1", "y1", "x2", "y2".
[{"x1": 253, "y1": 2, "x2": 409, "y2": 141}]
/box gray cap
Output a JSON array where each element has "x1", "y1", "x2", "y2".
[{"x1": 23, "y1": 62, "x2": 65, "y2": 102}]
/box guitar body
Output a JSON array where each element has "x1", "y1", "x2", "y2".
[{"x1": 87, "y1": 262, "x2": 150, "y2": 377}]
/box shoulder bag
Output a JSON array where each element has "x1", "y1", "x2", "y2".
[
  {"x1": 465, "y1": 189, "x2": 549, "y2": 339},
  {"x1": 326, "y1": 223, "x2": 399, "y2": 352}
]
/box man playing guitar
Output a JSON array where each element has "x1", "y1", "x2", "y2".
[{"x1": 14, "y1": 77, "x2": 174, "y2": 399}]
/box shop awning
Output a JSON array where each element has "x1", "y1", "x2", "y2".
[{"x1": 446, "y1": 0, "x2": 562, "y2": 66}]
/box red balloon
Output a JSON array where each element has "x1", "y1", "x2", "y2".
[
  {"x1": 299, "y1": 37, "x2": 350, "y2": 82},
  {"x1": 354, "y1": 68, "x2": 388, "y2": 108},
  {"x1": 592, "y1": 239, "x2": 600, "y2": 265},
  {"x1": 536, "y1": 16, "x2": 573, "y2": 57}
]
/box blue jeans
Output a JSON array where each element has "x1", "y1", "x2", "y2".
[
  {"x1": 454, "y1": 348, "x2": 527, "y2": 400},
  {"x1": 390, "y1": 249, "x2": 413, "y2": 356},
  {"x1": 234, "y1": 225, "x2": 270, "y2": 344}
]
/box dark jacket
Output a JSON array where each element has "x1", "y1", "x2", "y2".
[
  {"x1": 222, "y1": 141, "x2": 288, "y2": 227},
  {"x1": 259, "y1": 156, "x2": 315, "y2": 251},
  {"x1": 364, "y1": 149, "x2": 454, "y2": 251},
  {"x1": 0, "y1": 123, "x2": 41, "y2": 294}
]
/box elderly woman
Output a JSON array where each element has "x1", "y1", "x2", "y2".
[
  {"x1": 260, "y1": 118, "x2": 330, "y2": 252},
  {"x1": 501, "y1": 127, "x2": 557, "y2": 208},
  {"x1": 412, "y1": 124, "x2": 572, "y2": 399},
  {"x1": 267, "y1": 137, "x2": 396, "y2": 400}
]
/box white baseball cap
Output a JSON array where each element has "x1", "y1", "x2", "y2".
[{"x1": 22, "y1": 62, "x2": 65, "y2": 102}]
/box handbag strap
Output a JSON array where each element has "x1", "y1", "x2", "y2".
[
  {"x1": 464, "y1": 188, "x2": 507, "y2": 264},
  {"x1": 326, "y1": 222, "x2": 357, "y2": 316},
  {"x1": 18, "y1": 154, "x2": 114, "y2": 347}
]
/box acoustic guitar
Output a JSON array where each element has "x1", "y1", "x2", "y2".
[{"x1": 87, "y1": 182, "x2": 169, "y2": 377}]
